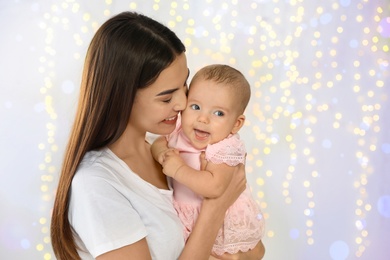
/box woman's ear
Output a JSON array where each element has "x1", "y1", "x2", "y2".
[{"x1": 231, "y1": 114, "x2": 245, "y2": 134}]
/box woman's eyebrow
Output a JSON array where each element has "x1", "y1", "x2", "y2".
[
  {"x1": 156, "y1": 69, "x2": 190, "y2": 96},
  {"x1": 156, "y1": 88, "x2": 179, "y2": 96}
]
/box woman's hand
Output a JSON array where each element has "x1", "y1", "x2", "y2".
[
  {"x1": 179, "y1": 154, "x2": 247, "y2": 260},
  {"x1": 200, "y1": 152, "x2": 246, "y2": 211},
  {"x1": 200, "y1": 152, "x2": 266, "y2": 260}
]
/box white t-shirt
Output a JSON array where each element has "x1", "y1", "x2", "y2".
[{"x1": 68, "y1": 147, "x2": 185, "y2": 259}]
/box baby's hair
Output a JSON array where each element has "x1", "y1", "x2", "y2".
[{"x1": 190, "y1": 64, "x2": 251, "y2": 114}]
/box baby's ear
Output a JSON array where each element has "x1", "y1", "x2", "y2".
[{"x1": 231, "y1": 114, "x2": 245, "y2": 134}]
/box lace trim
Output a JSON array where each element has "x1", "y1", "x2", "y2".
[
  {"x1": 212, "y1": 190, "x2": 265, "y2": 255},
  {"x1": 205, "y1": 134, "x2": 246, "y2": 166}
]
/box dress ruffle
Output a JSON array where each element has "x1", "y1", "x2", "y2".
[{"x1": 213, "y1": 188, "x2": 265, "y2": 255}]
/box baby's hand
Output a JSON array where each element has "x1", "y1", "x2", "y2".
[
  {"x1": 161, "y1": 149, "x2": 186, "y2": 178},
  {"x1": 157, "y1": 148, "x2": 176, "y2": 165}
]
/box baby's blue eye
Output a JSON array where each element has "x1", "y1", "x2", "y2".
[
  {"x1": 190, "y1": 104, "x2": 200, "y2": 110},
  {"x1": 214, "y1": 111, "x2": 224, "y2": 116}
]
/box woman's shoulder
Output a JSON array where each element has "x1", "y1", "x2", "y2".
[
  {"x1": 73, "y1": 148, "x2": 124, "y2": 185},
  {"x1": 72, "y1": 148, "x2": 151, "y2": 193},
  {"x1": 78, "y1": 148, "x2": 113, "y2": 171}
]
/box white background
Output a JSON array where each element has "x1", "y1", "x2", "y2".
[{"x1": 0, "y1": 0, "x2": 389, "y2": 259}]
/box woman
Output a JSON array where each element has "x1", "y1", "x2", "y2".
[{"x1": 50, "y1": 11, "x2": 264, "y2": 260}]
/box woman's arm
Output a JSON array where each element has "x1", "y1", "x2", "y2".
[
  {"x1": 178, "y1": 161, "x2": 247, "y2": 260},
  {"x1": 182, "y1": 155, "x2": 265, "y2": 260},
  {"x1": 162, "y1": 150, "x2": 234, "y2": 198}
]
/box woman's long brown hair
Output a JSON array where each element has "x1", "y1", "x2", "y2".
[{"x1": 50, "y1": 12, "x2": 185, "y2": 259}]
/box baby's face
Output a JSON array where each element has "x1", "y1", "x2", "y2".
[{"x1": 181, "y1": 78, "x2": 243, "y2": 150}]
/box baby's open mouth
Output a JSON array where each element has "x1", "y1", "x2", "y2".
[{"x1": 194, "y1": 129, "x2": 209, "y2": 140}]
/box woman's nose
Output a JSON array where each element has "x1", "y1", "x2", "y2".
[{"x1": 173, "y1": 88, "x2": 187, "y2": 111}]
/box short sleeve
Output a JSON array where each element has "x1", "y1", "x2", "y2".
[
  {"x1": 205, "y1": 134, "x2": 246, "y2": 166},
  {"x1": 69, "y1": 167, "x2": 147, "y2": 258}
]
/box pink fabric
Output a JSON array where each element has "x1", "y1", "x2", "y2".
[
  {"x1": 205, "y1": 134, "x2": 246, "y2": 166},
  {"x1": 167, "y1": 121, "x2": 265, "y2": 255}
]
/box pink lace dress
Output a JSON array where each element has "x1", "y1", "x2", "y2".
[{"x1": 167, "y1": 124, "x2": 265, "y2": 255}]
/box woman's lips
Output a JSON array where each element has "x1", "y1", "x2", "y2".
[{"x1": 163, "y1": 115, "x2": 178, "y2": 125}]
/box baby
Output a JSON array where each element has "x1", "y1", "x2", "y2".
[{"x1": 152, "y1": 64, "x2": 265, "y2": 256}]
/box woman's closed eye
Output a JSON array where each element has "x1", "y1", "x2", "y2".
[{"x1": 163, "y1": 98, "x2": 172, "y2": 103}]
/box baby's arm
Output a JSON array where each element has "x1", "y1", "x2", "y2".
[
  {"x1": 161, "y1": 150, "x2": 234, "y2": 198},
  {"x1": 150, "y1": 136, "x2": 171, "y2": 164}
]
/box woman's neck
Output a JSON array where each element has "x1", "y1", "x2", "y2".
[
  {"x1": 108, "y1": 126, "x2": 169, "y2": 190},
  {"x1": 108, "y1": 126, "x2": 147, "y2": 159}
]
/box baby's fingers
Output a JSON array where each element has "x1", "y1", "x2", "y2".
[{"x1": 199, "y1": 152, "x2": 208, "y2": 171}]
